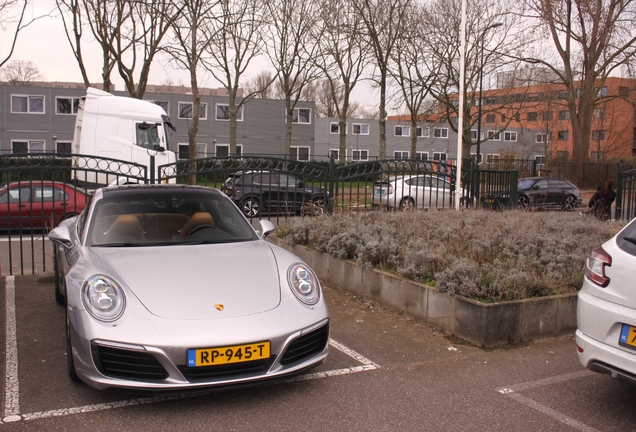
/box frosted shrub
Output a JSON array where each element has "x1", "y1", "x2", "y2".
[{"x1": 279, "y1": 210, "x2": 624, "y2": 303}]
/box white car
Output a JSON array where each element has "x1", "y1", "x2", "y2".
[
  {"x1": 372, "y1": 175, "x2": 465, "y2": 210},
  {"x1": 577, "y1": 218, "x2": 636, "y2": 384}
]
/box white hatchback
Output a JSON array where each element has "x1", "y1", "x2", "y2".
[{"x1": 577, "y1": 218, "x2": 636, "y2": 384}]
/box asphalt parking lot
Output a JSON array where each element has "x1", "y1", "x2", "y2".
[{"x1": 0, "y1": 275, "x2": 635, "y2": 431}]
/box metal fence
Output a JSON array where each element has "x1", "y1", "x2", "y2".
[{"x1": 0, "y1": 153, "x2": 524, "y2": 276}]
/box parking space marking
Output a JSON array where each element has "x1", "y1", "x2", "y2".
[
  {"x1": 3, "y1": 275, "x2": 20, "y2": 422},
  {"x1": 1, "y1": 276, "x2": 380, "y2": 424},
  {"x1": 497, "y1": 370, "x2": 600, "y2": 432}
]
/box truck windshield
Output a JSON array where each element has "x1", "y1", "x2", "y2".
[{"x1": 135, "y1": 123, "x2": 161, "y2": 149}]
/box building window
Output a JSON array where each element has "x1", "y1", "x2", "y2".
[
  {"x1": 56, "y1": 141, "x2": 72, "y2": 154},
  {"x1": 329, "y1": 149, "x2": 340, "y2": 160},
  {"x1": 11, "y1": 95, "x2": 44, "y2": 113},
  {"x1": 12, "y1": 140, "x2": 44, "y2": 153},
  {"x1": 178, "y1": 102, "x2": 207, "y2": 120},
  {"x1": 352, "y1": 149, "x2": 368, "y2": 161},
  {"x1": 292, "y1": 108, "x2": 311, "y2": 124},
  {"x1": 470, "y1": 130, "x2": 483, "y2": 141},
  {"x1": 394, "y1": 125, "x2": 410, "y2": 137},
  {"x1": 598, "y1": 86, "x2": 608, "y2": 97},
  {"x1": 216, "y1": 104, "x2": 243, "y2": 121},
  {"x1": 416, "y1": 127, "x2": 429, "y2": 138},
  {"x1": 591, "y1": 151, "x2": 605, "y2": 161},
  {"x1": 557, "y1": 130, "x2": 569, "y2": 141},
  {"x1": 536, "y1": 133, "x2": 548, "y2": 143},
  {"x1": 592, "y1": 130, "x2": 606, "y2": 141},
  {"x1": 177, "y1": 143, "x2": 207, "y2": 159},
  {"x1": 432, "y1": 152, "x2": 447, "y2": 160},
  {"x1": 535, "y1": 155, "x2": 545, "y2": 165},
  {"x1": 487, "y1": 130, "x2": 500, "y2": 141},
  {"x1": 619, "y1": 86, "x2": 629, "y2": 98},
  {"x1": 556, "y1": 151, "x2": 569, "y2": 160},
  {"x1": 542, "y1": 111, "x2": 553, "y2": 121},
  {"x1": 485, "y1": 113, "x2": 495, "y2": 123},
  {"x1": 215, "y1": 143, "x2": 242, "y2": 157},
  {"x1": 56, "y1": 97, "x2": 81, "y2": 115},
  {"x1": 594, "y1": 108, "x2": 605, "y2": 119},
  {"x1": 433, "y1": 128, "x2": 448, "y2": 138},
  {"x1": 527, "y1": 112, "x2": 538, "y2": 122},
  {"x1": 559, "y1": 110, "x2": 570, "y2": 120},
  {"x1": 290, "y1": 146, "x2": 310, "y2": 160},
  {"x1": 394, "y1": 151, "x2": 409, "y2": 160},
  {"x1": 486, "y1": 154, "x2": 500, "y2": 163},
  {"x1": 415, "y1": 152, "x2": 428, "y2": 160},
  {"x1": 152, "y1": 101, "x2": 169, "y2": 114},
  {"x1": 504, "y1": 131, "x2": 517, "y2": 142},
  {"x1": 352, "y1": 123, "x2": 369, "y2": 135},
  {"x1": 331, "y1": 122, "x2": 348, "y2": 134}
]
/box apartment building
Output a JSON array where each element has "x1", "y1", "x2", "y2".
[
  {"x1": 467, "y1": 76, "x2": 636, "y2": 160},
  {"x1": 0, "y1": 82, "x2": 316, "y2": 159}
]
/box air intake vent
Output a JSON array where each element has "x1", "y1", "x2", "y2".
[
  {"x1": 92, "y1": 343, "x2": 168, "y2": 381},
  {"x1": 280, "y1": 323, "x2": 329, "y2": 366}
]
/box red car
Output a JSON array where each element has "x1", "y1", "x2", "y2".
[{"x1": 0, "y1": 181, "x2": 90, "y2": 230}]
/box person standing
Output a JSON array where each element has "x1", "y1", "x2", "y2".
[{"x1": 588, "y1": 179, "x2": 617, "y2": 221}]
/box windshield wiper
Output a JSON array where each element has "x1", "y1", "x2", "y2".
[{"x1": 93, "y1": 242, "x2": 152, "y2": 247}]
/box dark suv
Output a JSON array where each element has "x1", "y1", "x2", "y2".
[{"x1": 222, "y1": 171, "x2": 329, "y2": 217}]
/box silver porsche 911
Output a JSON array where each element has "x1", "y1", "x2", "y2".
[{"x1": 49, "y1": 184, "x2": 329, "y2": 391}]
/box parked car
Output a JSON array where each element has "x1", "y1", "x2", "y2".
[
  {"x1": 480, "y1": 177, "x2": 582, "y2": 211},
  {"x1": 222, "y1": 171, "x2": 329, "y2": 217},
  {"x1": 0, "y1": 181, "x2": 90, "y2": 230},
  {"x1": 576, "y1": 217, "x2": 636, "y2": 385},
  {"x1": 48, "y1": 184, "x2": 329, "y2": 391},
  {"x1": 517, "y1": 177, "x2": 582, "y2": 211},
  {"x1": 372, "y1": 175, "x2": 466, "y2": 210}
]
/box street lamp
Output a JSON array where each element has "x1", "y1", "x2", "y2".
[{"x1": 475, "y1": 22, "x2": 503, "y2": 167}]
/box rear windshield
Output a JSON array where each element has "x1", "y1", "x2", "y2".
[
  {"x1": 617, "y1": 219, "x2": 636, "y2": 257},
  {"x1": 87, "y1": 187, "x2": 258, "y2": 247}
]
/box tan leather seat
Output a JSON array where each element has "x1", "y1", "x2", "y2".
[
  {"x1": 104, "y1": 214, "x2": 145, "y2": 243},
  {"x1": 179, "y1": 212, "x2": 215, "y2": 237}
]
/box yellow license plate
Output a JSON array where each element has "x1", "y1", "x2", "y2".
[
  {"x1": 619, "y1": 325, "x2": 636, "y2": 349},
  {"x1": 187, "y1": 341, "x2": 270, "y2": 367}
]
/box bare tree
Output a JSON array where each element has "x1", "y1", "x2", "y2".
[
  {"x1": 523, "y1": 0, "x2": 636, "y2": 162},
  {"x1": 389, "y1": 2, "x2": 438, "y2": 160},
  {"x1": 1, "y1": 59, "x2": 42, "y2": 84},
  {"x1": 315, "y1": 0, "x2": 369, "y2": 163},
  {"x1": 0, "y1": 0, "x2": 43, "y2": 69},
  {"x1": 204, "y1": 0, "x2": 272, "y2": 156},
  {"x1": 164, "y1": 0, "x2": 218, "y2": 184},
  {"x1": 56, "y1": 0, "x2": 118, "y2": 91},
  {"x1": 264, "y1": 0, "x2": 322, "y2": 158},
  {"x1": 420, "y1": 0, "x2": 527, "y2": 159},
  {"x1": 243, "y1": 70, "x2": 277, "y2": 99},
  {"x1": 353, "y1": 0, "x2": 411, "y2": 160}
]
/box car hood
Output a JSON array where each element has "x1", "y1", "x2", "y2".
[{"x1": 89, "y1": 241, "x2": 281, "y2": 320}]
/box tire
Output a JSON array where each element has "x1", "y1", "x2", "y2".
[
  {"x1": 54, "y1": 247, "x2": 65, "y2": 306},
  {"x1": 302, "y1": 196, "x2": 326, "y2": 216},
  {"x1": 517, "y1": 195, "x2": 530, "y2": 211},
  {"x1": 66, "y1": 304, "x2": 81, "y2": 383},
  {"x1": 399, "y1": 197, "x2": 415, "y2": 211},
  {"x1": 563, "y1": 195, "x2": 577, "y2": 212},
  {"x1": 241, "y1": 197, "x2": 261, "y2": 217}
]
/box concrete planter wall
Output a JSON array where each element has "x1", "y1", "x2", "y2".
[{"x1": 269, "y1": 237, "x2": 577, "y2": 348}]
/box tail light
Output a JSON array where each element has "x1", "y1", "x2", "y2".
[{"x1": 585, "y1": 246, "x2": 612, "y2": 287}]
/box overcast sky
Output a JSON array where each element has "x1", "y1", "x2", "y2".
[{"x1": 0, "y1": 2, "x2": 379, "y2": 113}]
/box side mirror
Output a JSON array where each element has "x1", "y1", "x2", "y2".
[
  {"x1": 296, "y1": 182, "x2": 304, "y2": 188},
  {"x1": 49, "y1": 225, "x2": 73, "y2": 249},
  {"x1": 258, "y1": 219, "x2": 276, "y2": 239}
]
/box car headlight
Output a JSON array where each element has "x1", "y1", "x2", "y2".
[
  {"x1": 287, "y1": 263, "x2": 321, "y2": 305},
  {"x1": 82, "y1": 275, "x2": 126, "y2": 322}
]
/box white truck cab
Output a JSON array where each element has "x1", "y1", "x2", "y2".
[{"x1": 72, "y1": 88, "x2": 177, "y2": 187}]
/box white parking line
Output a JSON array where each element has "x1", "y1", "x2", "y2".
[
  {"x1": 1, "y1": 276, "x2": 380, "y2": 424},
  {"x1": 497, "y1": 370, "x2": 600, "y2": 432}
]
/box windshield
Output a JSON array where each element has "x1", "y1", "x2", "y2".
[{"x1": 87, "y1": 187, "x2": 258, "y2": 247}]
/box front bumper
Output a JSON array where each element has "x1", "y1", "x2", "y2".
[{"x1": 69, "y1": 301, "x2": 330, "y2": 391}]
